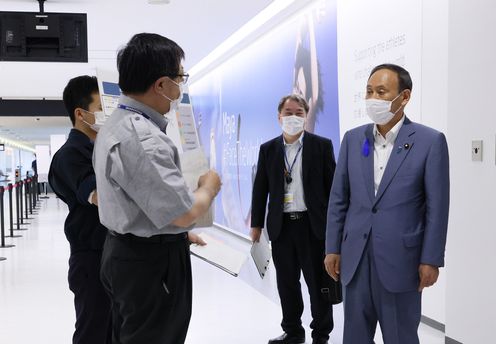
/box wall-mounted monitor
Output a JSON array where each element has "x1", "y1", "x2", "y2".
[{"x1": 0, "y1": 11, "x2": 88, "y2": 62}]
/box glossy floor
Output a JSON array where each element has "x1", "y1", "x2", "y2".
[{"x1": 0, "y1": 195, "x2": 445, "y2": 343}]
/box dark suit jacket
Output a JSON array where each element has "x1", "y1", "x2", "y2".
[
  {"x1": 48, "y1": 129, "x2": 107, "y2": 253},
  {"x1": 251, "y1": 131, "x2": 336, "y2": 241}
]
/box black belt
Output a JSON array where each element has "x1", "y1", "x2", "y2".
[
  {"x1": 283, "y1": 211, "x2": 307, "y2": 220},
  {"x1": 108, "y1": 230, "x2": 187, "y2": 244}
]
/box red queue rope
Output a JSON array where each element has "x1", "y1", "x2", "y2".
[
  {"x1": 3, "y1": 184, "x2": 17, "y2": 191},
  {"x1": 0, "y1": 178, "x2": 42, "y2": 246}
]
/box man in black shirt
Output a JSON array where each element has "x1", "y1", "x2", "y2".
[{"x1": 48, "y1": 75, "x2": 111, "y2": 344}]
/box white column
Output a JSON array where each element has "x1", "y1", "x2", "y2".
[{"x1": 445, "y1": 0, "x2": 496, "y2": 342}]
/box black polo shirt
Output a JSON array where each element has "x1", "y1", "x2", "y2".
[{"x1": 49, "y1": 129, "x2": 107, "y2": 253}]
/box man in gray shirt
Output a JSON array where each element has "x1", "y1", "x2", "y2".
[{"x1": 93, "y1": 33, "x2": 221, "y2": 344}]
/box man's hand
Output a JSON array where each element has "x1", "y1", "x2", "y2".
[
  {"x1": 188, "y1": 232, "x2": 206, "y2": 246},
  {"x1": 91, "y1": 190, "x2": 98, "y2": 206},
  {"x1": 324, "y1": 254, "x2": 341, "y2": 282},
  {"x1": 418, "y1": 264, "x2": 439, "y2": 292},
  {"x1": 198, "y1": 170, "x2": 221, "y2": 198},
  {"x1": 250, "y1": 227, "x2": 262, "y2": 243}
]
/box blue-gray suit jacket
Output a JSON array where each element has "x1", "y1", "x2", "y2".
[{"x1": 326, "y1": 117, "x2": 449, "y2": 293}]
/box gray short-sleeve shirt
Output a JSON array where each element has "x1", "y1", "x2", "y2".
[{"x1": 93, "y1": 95, "x2": 194, "y2": 237}]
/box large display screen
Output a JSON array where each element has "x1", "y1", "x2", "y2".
[{"x1": 190, "y1": 0, "x2": 339, "y2": 236}]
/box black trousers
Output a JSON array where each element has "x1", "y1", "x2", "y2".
[
  {"x1": 100, "y1": 232, "x2": 192, "y2": 344},
  {"x1": 68, "y1": 250, "x2": 112, "y2": 344},
  {"x1": 271, "y1": 213, "x2": 334, "y2": 340}
]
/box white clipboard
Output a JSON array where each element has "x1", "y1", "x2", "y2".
[
  {"x1": 251, "y1": 232, "x2": 272, "y2": 279},
  {"x1": 180, "y1": 148, "x2": 213, "y2": 228},
  {"x1": 190, "y1": 233, "x2": 247, "y2": 277}
]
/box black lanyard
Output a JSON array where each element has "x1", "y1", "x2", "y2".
[
  {"x1": 117, "y1": 104, "x2": 150, "y2": 119},
  {"x1": 284, "y1": 144, "x2": 303, "y2": 184},
  {"x1": 117, "y1": 104, "x2": 167, "y2": 133}
]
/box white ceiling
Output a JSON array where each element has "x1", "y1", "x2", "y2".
[{"x1": 0, "y1": 0, "x2": 274, "y2": 146}]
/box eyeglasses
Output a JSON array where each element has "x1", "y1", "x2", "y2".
[{"x1": 168, "y1": 73, "x2": 189, "y2": 84}]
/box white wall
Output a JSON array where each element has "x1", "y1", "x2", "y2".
[
  {"x1": 336, "y1": 0, "x2": 422, "y2": 135},
  {"x1": 445, "y1": 0, "x2": 496, "y2": 342},
  {"x1": 19, "y1": 150, "x2": 35, "y2": 177},
  {"x1": 336, "y1": 0, "x2": 450, "y2": 325},
  {"x1": 419, "y1": 0, "x2": 449, "y2": 325},
  {"x1": 3, "y1": 147, "x2": 15, "y2": 179},
  {"x1": 49, "y1": 134, "x2": 66, "y2": 158}
]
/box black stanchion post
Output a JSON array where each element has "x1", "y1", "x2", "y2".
[
  {"x1": 27, "y1": 178, "x2": 34, "y2": 217},
  {"x1": 20, "y1": 181, "x2": 24, "y2": 223},
  {"x1": 0, "y1": 184, "x2": 8, "y2": 254},
  {"x1": 1, "y1": 186, "x2": 15, "y2": 250},
  {"x1": 7, "y1": 184, "x2": 21, "y2": 238},
  {"x1": 17, "y1": 181, "x2": 30, "y2": 226},
  {"x1": 24, "y1": 179, "x2": 32, "y2": 221},
  {"x1": 37, "y1": 175, "x2": 40, "y2": 201},
  {"x1": 31, "y1": 177, "x2": 37, "y2": 211},
  {"x1": 35, "y1": 175, "x2": 40, "y2": 205},
  {"x1": 31, "y1": 178, "x2": 38, "y2": 214},
  {"x1": 14, "y1": 182, "x2": 28, "y2": 231},
  {"x1": 1, "y1": 187, "x2": 10, "y2": 258},
  {"x1": 40, "y1": 180, "x2": 49, "y2": 199},
  {"x1": 37, "y1": 177, "x2": 41, "y2": 201}
]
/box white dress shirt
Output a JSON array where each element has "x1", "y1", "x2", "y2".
[
  {"x1": 283, "y1": 132, "x2": 307, "y2": 212},
  {"x1": 373, "y1": 115, "x2": 405, "y2": 195}
]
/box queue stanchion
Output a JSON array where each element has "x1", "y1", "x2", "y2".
[
  {"x1": 31, "y1": 178, "x2": 39, "y2": 215},
  {"x1": 14, "y1": 182, "x2": 28, "y2": 231},
  {"x1": 34, "y1": 175, "x2": 41, "y2": 206},
  {"x1": 0, "y1": 186, "x2": 8, "y2": 251},
  {"x1": 27, "y1": 178, "x2": 34, "y2": 217},
  {"x1": 31, "y1": 177, "x2": 39, "y2": 214},
  {"x1": 36, "y1": 175, "x2": 40, "y2": 201},
  {"x1": 1, "y1": 186, "x2": 15, "y2": 251},
  {"x1": 37, "y1": 175, "x2": 41, "y2": 202},
  {"x1": 40, "y1": 181, "x2": 49, "y2": 199},
  {"x1": 7, "y1": 184, "x2": 22, "y2": 238},
  {"x1": 24, "y1": 178, "x2": 33, "y2": 221},
  {"x1": 16, "y1": 181, "x2": 30, "y2": 226},
  {"x1": 14, "y1": 181, "x2": 29, "y2": 227},
  {"x1": 31, "y1": 177, "x2": 38, "y2": 212}
]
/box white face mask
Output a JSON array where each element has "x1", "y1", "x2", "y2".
[
  {"x1": 281, "y1": 115, "x2": 305, "y2": 136},
  {"x1": 161, "y1": 78, "x2": 184, "y2": 116},
  {"x1": 82, "y1": 110, "x2": 107, "y2": 132},
  {"x1": 365, "y1": 92, "x2": 403, "y2": 125}
]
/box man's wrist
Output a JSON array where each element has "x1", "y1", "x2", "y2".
[{"x1": 202, "y1": 186, "x2": 217, "y2": 199}]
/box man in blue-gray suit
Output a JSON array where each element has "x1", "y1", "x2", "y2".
[{"x1": 324, "y1": 64, "x2": 449, "y2": 344}]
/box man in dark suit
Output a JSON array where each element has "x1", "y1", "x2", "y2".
[
  {"x1": 48, "y1": 75, "x2": 111, "y2": 344},
  {"x1": 251, "y1": 94, "x2": 336, "y2": 344}
]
